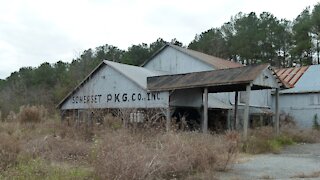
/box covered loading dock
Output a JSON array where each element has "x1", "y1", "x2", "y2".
[{"x1": 148, "y1": 64, "x2": 287, "y2": 138}]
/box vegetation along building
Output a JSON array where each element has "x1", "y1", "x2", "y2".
[{"x1": 58, "y1": 44, "x2": 285, "y2": 136}]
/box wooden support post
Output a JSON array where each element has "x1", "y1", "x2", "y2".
[
  {"x1": 243, "y1": 84, "x2": 251, "y2": 140},
  {"x1": 227, "y1": 109, "x2": 231, "y2": 130},
  {"x1": 202, "y1": 88, "x2": 208, "y2": 133},
  {"x1": 234, "y1": 91, "x2": 239, "y2": 130},
  {"x1": 166, "y1": 107, "x2": 171, "y2": 132},
  {"x1": 275, "y1": 88, "x2": 280, "y2": 135}
]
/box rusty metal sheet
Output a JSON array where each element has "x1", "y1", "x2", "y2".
[
  {"x1": 147, "y1": 64, "x2": 271, "y2": 92},
  {"x1": 284, "y1": 68, "x2": 297, "y2": 82},
  {"x1": 275, "y1": 66, "x2": 309, "y2": 87},
  {"x1": 280, "y1": 65, "x2": 319, "y2": 94},
  {"x1": 289, "y1": 66, "x2": 309, "y2": 86}
]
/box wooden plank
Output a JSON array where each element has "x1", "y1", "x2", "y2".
[
  {"x1": 243, "y1": 84, "x2": 251, "y2": 140},
  {"x1": 234, "y1": 91, "x2": 239, "y2": 130},
  {"x1": 202, "y1": 88, "x2": 208, "y2": 133},
  {"x1": 275, "y1": 88, "x2": 280, "y2": 135}
]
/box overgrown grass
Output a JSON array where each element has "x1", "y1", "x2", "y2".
[
  {"x1": 0, "y1": 106, "x2": 241, "y2": 179},
  {"x1": 17, "y1": 105, "x2": 47, "y2": 124},
  {"x1": 93, "y1": 130, "x2": 239, "y2": 179},
  {"x1": 242, "y1": 126, "x2": 320, "y2": 154},
  {"x1": 1, "y1": 158, "x2": 93, "y2": 180},
  {"x1": 3, "y1": 106, "x2": 320, "y2": 179},
  {"x1": 242, "y1": 127, "x2": 295, "y2": 154}
]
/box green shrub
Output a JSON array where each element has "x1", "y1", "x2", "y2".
[{"x1": 267, "y1": 136, "x2": 294, "y2": 153}]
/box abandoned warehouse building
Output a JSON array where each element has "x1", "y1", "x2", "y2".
[{"x1": 58, "y1": 44, "x2": 287, "y2": 136}]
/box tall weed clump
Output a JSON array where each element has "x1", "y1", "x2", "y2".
[
  {"x1": 0, "y1": 132, "x2": 20, "y2": 171},
  {"x1": 17, "y1": 105, "x2": 47, "y2": 123},
  {"x1": 93, "y1": 130, "x2": 240, "y2": 180}
]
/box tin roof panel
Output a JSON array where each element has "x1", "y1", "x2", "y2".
[{"x1": 275, "y1": 66, "x2": 309, "y2": 87}]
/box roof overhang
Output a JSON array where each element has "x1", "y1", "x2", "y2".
[{"x1": 147, "y1": 64, "x2": 287, "y2": 93}]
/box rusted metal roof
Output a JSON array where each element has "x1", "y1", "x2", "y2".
[
  {"x1": 275, "y1": 66, "x2": 309, "y2": 87},
  {"x1": 141, "y1": 43, "x2": 243, "y2": 69},
  {"x1": 148, "y1": 64, "x2": 283, "y2": 93},
  {"x1": 280, "y1": 64, "x2": 320, "y2": 94}
]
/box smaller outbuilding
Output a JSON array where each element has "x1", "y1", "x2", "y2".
[{"x1": 275, "y1": 65, "x2": 320, "y2": 128}]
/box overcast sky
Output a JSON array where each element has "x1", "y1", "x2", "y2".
[{"x1": 0, "y1": 0, "x2": 319, "y2": 79}]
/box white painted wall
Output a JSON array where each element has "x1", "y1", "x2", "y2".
[
  {"x1": 61, "y1": 65, "x2": 169, "y2": 110},
  {"x1": 144, "y1": 47, "x2": 213, "y2": 74},
  {"x1": 273, "y1": 93, "x2": 320, "y2": 128}
]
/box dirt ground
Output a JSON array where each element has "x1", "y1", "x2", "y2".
[{"x1": 218, "y1": 143, "x2": 320, "y2": 180}]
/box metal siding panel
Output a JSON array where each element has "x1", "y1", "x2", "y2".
[
  {"x1": 144, "y1": 47, "x2": 214, "y2": 74},
  {"x1": 61, "y1": 65, "x2": 169, "y2": 110},
  {"x1": 252, "y1": 69, "x2": 279, "y2": 88},
  {"x1": 274, "y1": 93, "x2": 320, "y2": 128}
]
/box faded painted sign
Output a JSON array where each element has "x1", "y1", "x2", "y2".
[{"x1": 61, "y1": 65, "x2": 169, "y2": 110}]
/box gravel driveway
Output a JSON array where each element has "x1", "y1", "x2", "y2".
[{"x1": 218, "y1": 143, "x2": 320, "y2": 179}]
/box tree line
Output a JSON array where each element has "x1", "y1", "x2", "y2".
[
  {"x1": 189, "y1": 4, "x2": 320, "y2": 67},
  {"x1": 1, "y1": 4, "x2": 320, "y2": 117}
]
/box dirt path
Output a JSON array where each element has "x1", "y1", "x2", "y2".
[{"x1": 218, "y1": 143, "x2": 320, "y2": 180}]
